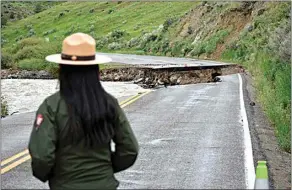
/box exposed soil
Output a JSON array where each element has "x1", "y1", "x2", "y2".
[
  {"x1": 1, "y1": 69, "x2": 54, "y2": 79},
  {"x1": 242, "y1": 72, "x2": 291, "y2": 189},
  {"x1": 210, "y1": 3, "x2": 254, "y2": 60},
  {"x1": 1, "y1": 64, "x2": 244, "y2": 89},
  {"x1": 174, "y1": 2, "x2": 267, "y2": 60}
]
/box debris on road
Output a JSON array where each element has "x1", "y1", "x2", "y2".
[
  {"x1": 1, "y1": 64, "x2": 243, "y2": 90},
  {"x1": 100, "y1": 64, "x2": 242, "y2": 88},
  {"x1": 250, "y1": 101, "x2": 256, "y2": 106}
]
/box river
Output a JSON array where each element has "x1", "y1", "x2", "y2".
[{"x1": 1, "y1": 79, "x2": 149, "y2": 115}]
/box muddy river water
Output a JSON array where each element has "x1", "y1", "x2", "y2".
[{"x1": 1, "y1": 79, "x2": 149, "y2": 115}]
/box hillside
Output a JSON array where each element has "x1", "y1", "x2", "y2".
[
  {"x1": 1, "y1": 1, "x2": 62, "y2": 26},
  {"x1": 1, "y1": 1, "x2": 195, "y2": 70},
  {"x1": 1, "y1": 1, "x2": 291, "y2": 154},
  {"x1": 1, "y1": 2, "x2": 195, "y2": 46}
]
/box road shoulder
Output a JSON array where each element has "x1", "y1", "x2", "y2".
[{"x1": 241, "y1": 72, "x2": 291, "y2": 189}]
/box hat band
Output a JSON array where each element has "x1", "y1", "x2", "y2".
[{"x1": 61, "y1": 53, "x2": 96, "y2": 61}]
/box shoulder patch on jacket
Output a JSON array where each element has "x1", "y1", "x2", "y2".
[{"x1": 35, "y1": 114, "x2": 44, "y2": 131}]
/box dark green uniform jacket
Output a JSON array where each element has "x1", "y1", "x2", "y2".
[{"x1": 28, "y1": 92, "x2": 139, "y2": 190}]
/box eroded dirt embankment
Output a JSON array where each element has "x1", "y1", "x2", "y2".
[
  {"x1": 1, "y1": 64, "x2": 244, "y2": 88},
  {"x1": 100, "y1": 64, "x2": 243, "y2": 88}
]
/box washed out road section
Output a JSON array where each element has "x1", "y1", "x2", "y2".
[
  {"x1": 2, "y1": 74, "x2": 248, "y2": 189},
  {"x1": 97, "y1": 52, "x2": 230, "y2": 66}
]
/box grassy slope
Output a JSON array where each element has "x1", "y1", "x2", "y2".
[
  {"x1": 1, "y1": 2, "x2": 196, "y2": 72},
  {"x1": 1, "y1": 1, "x2": 62, "y2": 22},
  {"x1": 221, "y1": 2, "x2": 291, "y2": 152},
  {"x1": 2, "y1": 2, "x2": 195, "y2": 46}
]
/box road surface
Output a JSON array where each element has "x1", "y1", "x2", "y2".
[
  {"x1": 1, "y1": 74, "x2": 255, "y2": 189},
  {"x1": 97, "y1": 52, "x2": 231, "y2": 67}
]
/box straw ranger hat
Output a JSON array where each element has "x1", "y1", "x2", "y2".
[{"x1": 46, "y1": 33, "x2": 112, "y2": 65}]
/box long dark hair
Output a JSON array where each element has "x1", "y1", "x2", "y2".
[{"x1": 59, "y1": 64, "x2": 117, "y2": 147}]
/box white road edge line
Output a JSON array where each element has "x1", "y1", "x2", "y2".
[{"x1": 238, "y1": 73, "x2": 255, "y2": 189}]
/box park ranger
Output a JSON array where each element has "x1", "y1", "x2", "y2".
[{"x1": 28, "y1": 33, "x2": 139, "y2": 190}]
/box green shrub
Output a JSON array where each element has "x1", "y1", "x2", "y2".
[
  {"x1": 15, "y1": 46, "x2": 44, "y2": 61},
  {"x1": 158, "y1": 39, "x2": 170, "y2": 54},
  {"x1": 89, "y1": 24, "x2": 95, "y2": 32},
  {"x1": 108, "y1": 42, "x2": 123, "y2": 50},
  {"x1": 58, "y1": 12, "x2": 65, "y2": 18},
  {"x1": 65, "y1": 26, "x2": 75, "y2": 36},
  {"x1": 190, "y1": 43, "x2": 205, "y2": 57},
  {"x1": 17, "y1": 58, "x2": 59, "y2": 73},
  {"x1": 171, "y1": 41, "x2": 187, "y2": 57},
  {"x1": 9, "y1": 12, "x2": 15, "y2": 19},
  {"x1": 182, "y1": 43, "x2": 193, "y2": 56},
  {"x1": 18, "y1": 37, "x2": 45, "y2": 46},
  {"x1": 1, "y1": 96, "x2": 9, "y2": 118},
  {"x1": 1, "y1": 16, "x2": 8, "y2": 28},
  {"x1": 149, "y1": 43, "x2": 160, "y2": 53},
  {"x1": 25, "y1": 24, "x2": 33, "y2": 30},
  {"x1": 15, "y1": 35, "x2": 24, "y2": 42},
  {"x1": 43, "y1": 29, "x2": 57, "y2": 36},
  {"x1": 139, "y1": 33, "x2": 158, "y2": 49},
  {"x1": 203, "y1": 29, "x2": 230, "y2": 55},
  {"x1": 267, "y1": 18, "x2": 291, "y2": 63},
  {"x1": 191, "y1": 29, "x2": 230, "y2": 57},
  {"x1": 27, "y1": 28, "x2": 36, "y2": 37},
  {"x1": 204, "y1": 41, "x2": 217, "y2": 54},
  {"x1": 221, "y1": 42, "x2": 249, "y2": 62},
  {"x1": 162, "y1": 17, "x2": 177, "y2": 32},
  {"x1": 12, "y1": 37, "x2": 60, "y2": 61},
  {"x1": 34, "y1": 4, "x2": 42, "y2": 13},
  {"x1": 46, "y1": 62, "x2": 59, "y2": 78},
  {"x1": 17, "y1": 58, "x2": 46, "y2": 70},
  {"x1": 96, "y1": 36, "x2": 109, "y2": 49},
  {"x1": 1, "y1": 51, "x2": 15, "y2": 69},
  {"x1": 1, "y1": 38, "x2": 8, "y2": 46},
  {"x1": 109, "y1": 29, "x2": 127, "y2": 39},
  {"x1": 127, "y1": 37, "x2": 140, "y2": 48},
  {"x1": 13, "y1": 37, "x2": 45, "y2": 53}
]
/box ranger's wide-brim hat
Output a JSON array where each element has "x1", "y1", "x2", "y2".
[{"x1": 45, "y1": 33, "x2": 112, "y2": 65}]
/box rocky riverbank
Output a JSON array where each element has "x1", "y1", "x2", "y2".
[
  {"x1": 1, "y1": 64, "x2": 244, "y2": 88},
  {"x1": 1, "y1": 69, "x2": 55, "y2": 79}
]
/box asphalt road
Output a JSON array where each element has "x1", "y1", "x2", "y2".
[
  {"x1": 1, "y1": 74, "x2": 253, "y2": 189},
  {"x1": 97, "y1": 52, "x2": 231, "y2": 67},
  {"x1": 1, "y1": 96, "x2": 131, "y2": 163}
]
